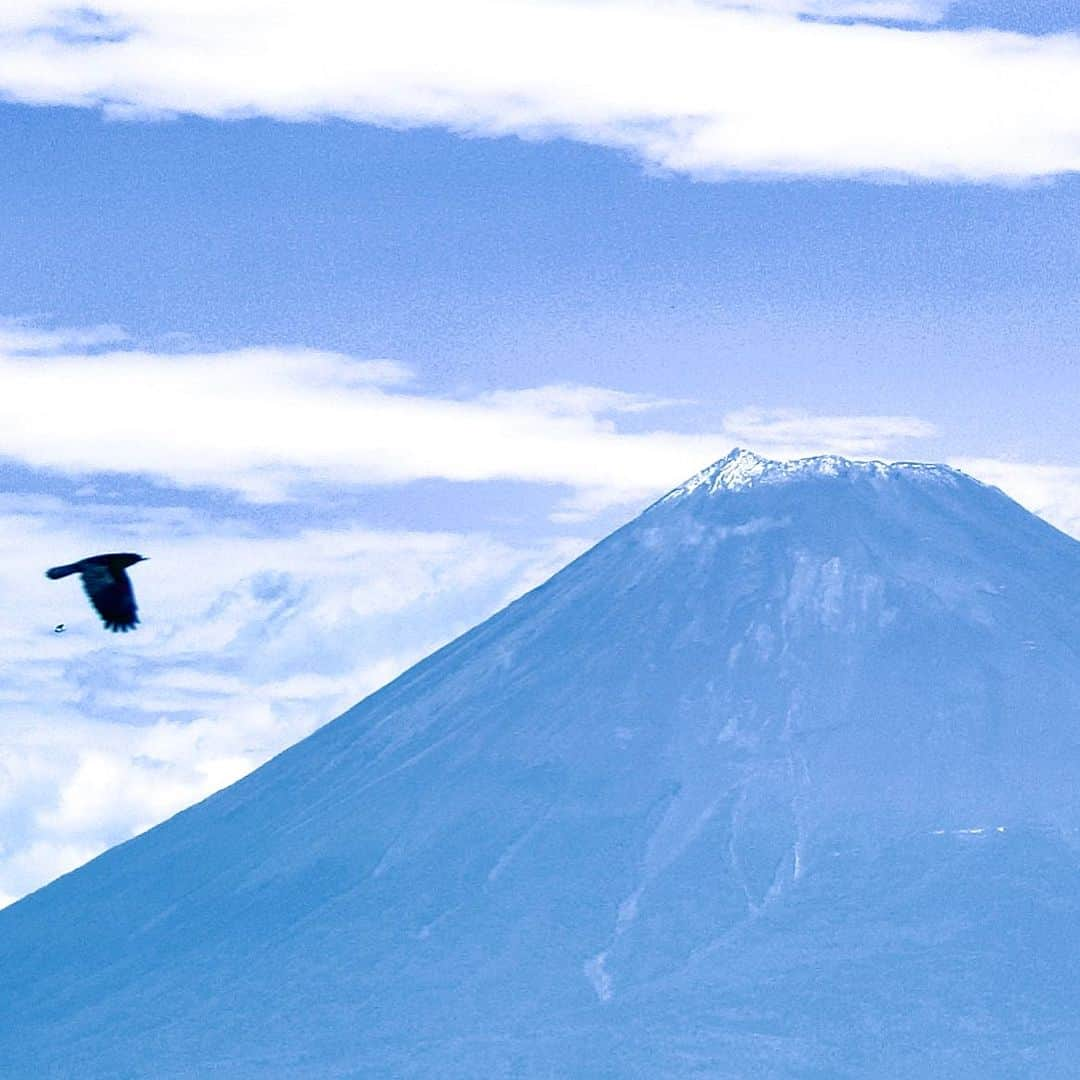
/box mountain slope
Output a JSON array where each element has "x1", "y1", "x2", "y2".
[{"x1": 3, "y1": 449, "x2": 1080, "y2": 1078}]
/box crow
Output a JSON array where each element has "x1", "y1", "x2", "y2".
[{"x1": 46, "y1": 553, "x2": 148, "y2": 632}]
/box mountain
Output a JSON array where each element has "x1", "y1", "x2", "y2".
[{"x1": 3, "y1": 449, "x2": 1080, "y2": 1078}]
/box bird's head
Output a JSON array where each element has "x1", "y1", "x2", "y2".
[{"x1": 114, "y1": 553, "x2": 148, "y2": 568}]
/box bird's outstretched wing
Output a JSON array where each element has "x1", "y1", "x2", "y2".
[{"x1": 80, "y1": 564, "x2": 139, "y2": 632}]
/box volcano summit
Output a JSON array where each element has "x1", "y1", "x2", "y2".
[{"x1": 3, "y1": 450, "x2": 1080, "y2": 1077}]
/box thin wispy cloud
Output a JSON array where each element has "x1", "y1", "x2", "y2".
[
  {"x1": 0, "y1": 2, "x2": 1077, "y2": 180},
  {"x1": 723, "y1": 408, "x2": 936, "y2": 457},
  {"x1": 0, "y1": 331, "x2": 938, "y2": 512},
  {"x1": 706, "y1": 0, "x2": 949, "y2": 17},
  {"x1": 0, "y1": 318, "x2": 128, "y2": 354}
]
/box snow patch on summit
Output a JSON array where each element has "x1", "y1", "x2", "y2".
[{"x1": 663, "y1": 448, "x2": 966, "y2": 502}]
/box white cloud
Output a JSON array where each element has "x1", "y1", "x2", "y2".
[
  {"x1": 0, "y1": 333, "x2": 936, "y2": 512},
  {"x1": 0, "y1": 1, "x2": 1075, "y2": 181},
  {"x1": 0, "y1": 840, "x2": 108, "y2": 907},
  {"x1": 0, "y1": 318, "x2": 128, "y2": 354},
  {"x1": 724, "y1": 408, "x2": 937, "y2": 457},
  {"x1": 952, "y1": 458, "x2": 1080, "y2": 539},
  {"x1": 478, "y1": 384, "x2": 685, "y2": 419},
  {"x1": 702, "y1": 0, "x2": 948, "y2": 17}
]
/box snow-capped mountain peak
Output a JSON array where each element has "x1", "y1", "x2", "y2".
[{"x1": 664, "y1": 447, "x2": 969, "y2": 503}]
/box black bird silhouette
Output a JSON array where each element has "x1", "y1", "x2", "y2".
[{"x1": 46, "y1": 553, "x2": 148, "y2": 632}]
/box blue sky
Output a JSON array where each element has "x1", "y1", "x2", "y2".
[
  {"x1": 3, "y1": 108, "x2": 1078, "y2": 466},
  {"x1": 0, "y1": 0, "x2": 1078, "y2": 905}
]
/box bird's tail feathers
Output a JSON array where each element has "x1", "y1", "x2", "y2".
[{"x1": 46, "y1": 563, "x2": 81, "y2": 580}]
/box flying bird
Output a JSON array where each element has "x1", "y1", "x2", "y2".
[{"x1": 46, "y1": 553, "x2": 148, "y2": 632}]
